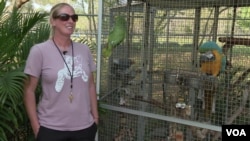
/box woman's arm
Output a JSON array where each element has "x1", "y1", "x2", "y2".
[
  {"x1": 89, "y1": 73, "x2": 99, "y2": 124},
  {"x1": 23, "y1": 75, "x2": 40, "y2": 137}
]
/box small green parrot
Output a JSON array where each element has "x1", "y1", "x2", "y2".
[
  {"x1": 198, "y1": 41, "x2": 227, "y2": 120},
  {"x1": 103, "y1": 15, "x2": 127, "y2": 58}
]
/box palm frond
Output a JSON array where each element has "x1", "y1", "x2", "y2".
[
  {"x1": 0, "y1": 107, "x2": 18, "y2": 127},
  {"x1": 0, "y1": 1, "x2": 51, "y2": 140},
  {"x1": 0, "y1": 127, "x2": 8, "y2": 141},
  {"x1": 0, "y1": 8, "x2": 49, "y2": 68},
  {"x1": 19, "y1": 22, "x2": 50, "y2": 61},
  {"x1": 0, "y1": 71, "x2": 27, "y2": 140},
  {"x1": 0, "y1": 1, "x2": 6, "y2": 15},
  {"x1": 0, "y1": 71, "x2": 26, "y2": 106}
]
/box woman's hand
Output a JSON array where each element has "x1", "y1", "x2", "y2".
[{"x1": 94, "y1": 117, "x2": 99, "y2": 125}]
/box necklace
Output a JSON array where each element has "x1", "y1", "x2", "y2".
[{"x1": 52, "y1": 38, "x2": 75, "y2": 103}]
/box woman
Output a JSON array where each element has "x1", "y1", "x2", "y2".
[{"x1": 23, "y1": 3, "x2": 98, "y2": 141}]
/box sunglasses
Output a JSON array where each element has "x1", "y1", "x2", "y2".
[{"x1": 54, "y1": 13, "x2": 78, "y2": 22}]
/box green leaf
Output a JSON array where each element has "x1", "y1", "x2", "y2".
[
  {"x1": 0, "y1": 3, "x2": 50, "y2": 140},
  {"x1": 0, "y1": 121, "x2": 15, "y2": 134},
  {"x1": 0, "y1": 127, "x2": 8, "y2": 141}
]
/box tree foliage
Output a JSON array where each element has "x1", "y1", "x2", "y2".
[
  {"x1": 0, "y1": 0, "x2": 50, "y2": 140},
  {"x1": 237, "y1": 7, "x2": 250, "y2": 31}
]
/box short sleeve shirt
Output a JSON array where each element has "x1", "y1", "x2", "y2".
[{"x1": 24, "y1": 39, "x2": 96, "y2": 131}]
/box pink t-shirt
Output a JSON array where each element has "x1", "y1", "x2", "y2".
[{"x1": 24, "y1": 39, "x2": 96, "y2": 131}]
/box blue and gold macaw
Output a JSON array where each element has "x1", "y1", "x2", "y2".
[
  {"x1": 199, "y1": 41, "x2": 226, "y2": 76},
  {"x1": 199, "y1": 41, "x2": 226, "y2": 120}
]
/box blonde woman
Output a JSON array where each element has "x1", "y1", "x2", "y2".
[{"x1": 24, "y1": 3, "x2": 98, "y2": 141}]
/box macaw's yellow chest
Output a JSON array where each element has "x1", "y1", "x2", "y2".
[{"x1": 200, "y1": 50, "x2": 222, "y2": 76}]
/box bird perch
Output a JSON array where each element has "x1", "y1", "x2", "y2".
[
  {"x1": 219, "y1": 37, "x2": 250, "y2": 46},
  {"x1": 213, "y1": 86, "x2": 249, "y2": 140}
]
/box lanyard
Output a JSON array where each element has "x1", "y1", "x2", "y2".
[{"x1": 52, "y1": 38, "x2": 75, "y2": 102}]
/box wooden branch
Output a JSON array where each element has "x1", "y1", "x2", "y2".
[
  {"x1": 213, "y1": 87, "x2": 249, "y2": 140},
  {"x1": 16, "y1": 0, "x2": 29, "y2": 8},
  {"x1": 222, "y1": 43, "x2": 234, "y2": 54},
  {"x1": 232, "y1": 68, "x2": 250, "y2": 88},
  {"x1": 227, "y1": 88, "x2": 248, "y2": 124},
  {"x1": 221, "y1": 68, "x2": 250, "y2": 97},
  {"x1": 131, "y1": 96, "x2": 168, "y2": 110},
  {"x1": 219, "y1": 37, "x2": 250, "y2": 54},
  {"x1": 219, "y1": 37, "x2": 250, "y2": 46}
]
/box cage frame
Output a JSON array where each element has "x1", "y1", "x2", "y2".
[{"x1": 98, "y1": 0, "x2": 250, "y2": 140}]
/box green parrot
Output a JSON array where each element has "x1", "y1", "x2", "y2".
[
  {"x1": 103, "y1": 15, "x2": 127, "y2": 58},
  {"x1": 198, "y1": 41, "x2": 227, "y2": 120}
]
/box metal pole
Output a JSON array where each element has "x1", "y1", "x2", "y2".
[
  {"x1": 192, "y1": 7, "x2": 201, "y2": 70},
  {"x1": 95, "y1": 0, "x2": 103, "y2": 140},
  {"x1": 96, "y1": 0, "x2": 103, "y2": 99}
]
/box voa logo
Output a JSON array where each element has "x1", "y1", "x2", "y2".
[{"x1": 226, "y1": 129, "x2": 246, "y2": 136}]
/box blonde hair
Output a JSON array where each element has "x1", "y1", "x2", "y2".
[{"x1": 49, "y1": 3, "x2": 75, "y2": 38}]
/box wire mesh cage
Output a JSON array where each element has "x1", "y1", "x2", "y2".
[{"x1": 98, "y1": 0, "x2": 250, "y2": 140}]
